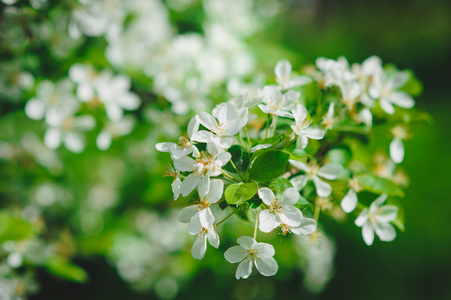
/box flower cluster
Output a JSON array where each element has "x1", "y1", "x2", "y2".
[{"x1": 158, "y1": 56, "x2": 420, "y2": 278}]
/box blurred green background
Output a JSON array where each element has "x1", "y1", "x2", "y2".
[{"x1": 11, "y1": 0, "x2": 450, "y2": 299}]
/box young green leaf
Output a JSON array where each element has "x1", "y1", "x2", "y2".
[
  {"x1": 269, "y1": 177, "x2": 293, "y2": 195},
  {"x1": 359, "y1": 174, "x2": 405, "y2": 197},
  {"x1": 249, "y1": 149, "x2": 290, "y2": 182},
  {"x1": 45, "y1": 257, "x2": 88, "y2": 283},
  {"x1": 225, "y1": 182, "x2": 258, "y2": 205}
]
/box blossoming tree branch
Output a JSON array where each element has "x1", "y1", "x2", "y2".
[{"x1": 157, "y1": 56, "x2": 420, "y2": 279}]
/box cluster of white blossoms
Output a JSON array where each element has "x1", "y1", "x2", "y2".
[
  {"x1": 157, "y1": 56, "x2": 419, "y2": 278},
  {"x1": 23, "y1": 65, "x2": 140, "y2": 153}
]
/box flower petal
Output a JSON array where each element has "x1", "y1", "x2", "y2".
[
  {"x1": 225, "y1": 245, "x2": 246, "y2": 263},
  {"x1": 178, "y1": 205, "x2": 198, "y2": 223},
  {"x1": 199, "y1": 208, "x2": 215, "y2": 229},
  {"x1": 191, "y1": 233, "x2": 207, "y2": 260},
  {"x1": 258, "y1": 188, "x2": 275, "y2": 206},
  {"x1": 303, "y1": 128, "x2": 324, "y2": 140},
  {"x1": 254, "y1": 243, "x2": 275, "y2": 257},
  {"x1": 354, "y1": 208, "x2": 369, "y2": 227},
  {"x1": 290, "y1": 175, "x2": 308, "y2": 191},
  {"x1": 279, "y1": 206, "x2": 302, "y2": 227},
  {"x1": 255, "y1": 256, "x2": 278, "y2": 277},
  {"x1": 188, "y1": 213, "x2": 203, "y2": 235},
  {"x1": 317, "y1": 163, "x2": 343, "y2": 180},
  {"x1": 375, "y1": 205, "x2": 398, "y2": 223},
  {"x1": 374, "y1": 223, "x2": 397, "y2": 242},
  {"x1": 278, "y1": 187, "x2": 299, "y2": 206},
  {"x1": 236, "y1": 260, "x2": 253, "y2": 280},
  {"x1": 96, "y1": 131, "x2": 112, "y2": 151},
  {"x1": 291, "y1": 218, "x2": 317, "y2": 235},
  {"x1": 288, "y1": 159, "x2": 310, "y2": 172},
  {"x1": 341, "y1": 189, "x2": 358, "y2": 213},
  {"x1": 312, "y1": 176, "x2": 332, "y2": 197},
  {"x1": 390, "y1": 138, "x2": 405, "y2": 164},
  {"x1": 237, "y1": 236, "x2": 256, "y2": 250},
  {"x1": 180, "y1": 173, "x2": 200, "y2": 196},
  {"x1": 362, "y1": 223, "x2": 375, "y2": 246},
  {"x1": 198, "y1": 175, "x2": 210, "y2": 198},
  {"x1": 207, "y1": 228, "x2": 220, "y2": 248},
  {"x1": 206, "y1": 179, "x2": 224, "y2": 203},
  {"x1": 25, "y1": 98, "x2": 46, "y2": 120},
  {"x1": 259, "y1": 210, "x2": 277, "y2": 233}
]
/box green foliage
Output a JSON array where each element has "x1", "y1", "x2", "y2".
[
  {"x1": 0, "y1": 212, "x2": 33, "y2": 243},
  {"x1": 45, "y1": 257, "x2": 88, "y2": 283},
  {"x1": 249, "y1": 149, "x2": 290, "y2": 182},
  {"x1": 225, "y1": 182, "x2": 258, "y2": 205},
  {"x1": 359, "y1": 174, "x2": 405, "y2": 197},
  {"x1": 269, "y1": 177, "x2": 293, "y2": 195}
]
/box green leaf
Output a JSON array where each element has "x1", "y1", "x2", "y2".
[
  {"x1": 249, "y1": 149, "x2": 290, "y2": 182},
  {"x1": 269, "y1": 177, "x2": 293, "y2": 195},
  {"x1": 0, "y1": 212, "x2": 33, "y2": 243},
  {"x1": 400, "y1": 70, "x2": 423, "y2": 97},
  {"x1": 45, "y1": 257, "x2": 88, "y2": 283},
  {"x1": 223, "y1": 145, "x2": 250, "y2": 173},
  {"x1": 359, "y1": 174, "x2": 404, "y2": 197},
  {"x1": 334, "y1": 120, "x2": 370, "y2": 135},
  {"x1": 225, "y1": 182, "x2": 258, "y2": 205},
  {"x1": 388, "y1": 198, "x2": 405, "y2": 232}
]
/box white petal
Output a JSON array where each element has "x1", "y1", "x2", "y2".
[
  {"x1": 379, "y1": 98, "x2": 395, "y2": 115},
  {"x1": 341, "y1": 189, "x2": 358, "y2": 213},
  {"x1": 96, "y1": 131, "x2": 112, "y2": 151},
  {"x1": 207, "y1": 228, "x2": 220, "y2": 248},
  {"x1": 199, "y1": 208, "x2": 215, "y2": 229},
  {"x1": 187, "y1": 116, "x2": 200, "y2": 139},
  {"x1": 172, "y1": 177, "x2": 181, "y2": 200},
  {"x1": 390, "y1": 138, "x2": 405, "y2": 164},
  {"x1": 180, "y1": 173, "x2": 200, "y2": 197},
  {"x1": 258, "y1": 188, "x2": 275, "y2": 206},
  {"x1": 73, "y1": 115, "x2": 96, "y2": 131},
  {"x1": 279, "y1": 206, "x2": 302, "y2": 227},
  {"x1": 191, "y1": 233, "x2": 207, "y2": 260},
  {"x1": 198, "y1": 175, "x2": 210, "y2": 198},
  {"x1": 173, "y1": 156, "x2": 196, "y2": 172},
  {"x1": 291, "y1": 218, "x2": 317, "y2": 235},
  {"x1": 259, "y1": 210, "x2": 277, "y2": 233},
  {"x1": 236, "y1": 260, "x2": 253, "y2": 280},
  {"x1": 312, "y1": 176, "x2": 332, "y2": 197},
  {"x1": 375, "y1": 223, "x2": 396, "y2": 242},
  {"x1": 188, "y1": 214, "x2": 203, "y2": 235},
  {"x1": 387, "y1": 92, "x2": 415, "y2": 109},
  {"x1": 25, "y1": 99, "x2": 46, "y2": 120},
  {"x1": 216, "y1": 152, "x2": 232, "y2": 166},
  {"x1": 289, "y1": 159, "x2": 309, "y2": 172},
  {"x1": 362, "y1": 224, "x2": 375, "y2": 246},
  {"x1": 64, "y1": 132, "x2": 85, "y2": 153},
  {"x1": 225, "y1": 245, "x2": 246, "y2": 263},
  {"x1": 237, "y1": 236, "x2": 256, "y2": 250},
  {"x1": 178, "y1": 206, "x2": 198, "y2": 223},
  {"x1": 317, "y1": 163, "x2": 343, "y2": 180},
  {"x1": 255, "y1": 256, "x2": 278, "y2": 277},
  {"x1": 292, "y1": 104, "x2": 307, "y2": 123},
  {"x1": 296, "y1": 135, "x2": 308, "y2": 149},
  {"x1": 155, "y1": 142, "x2": 176, "y2": 153},
  {"x1": 355, "y1": 208, "x2": 369, "y2": 227},
  {"x1": 117, "y1": 92, "x2": 140, "y2": 110},
  {"x1": 206, "y1": 179, "x2": 224, "y2": 204},
  {"x1": 196, "y1": 112, "x2": 216, "y2": 131},
  {"x1": 290, "y1": 175, "x2": 308, "y2": 191},
  {"x1": 303, "y1": 128, "x2": 324, "y2": 140},
  {"x1": 76, "y1": 84, "x2": 94, "y2": 102},
  {"x1": 375, "y1": 205, "x2": 398, "y2": 223},
  {"x1": 44, "y1": 128, "x2": 61, "y2": 149},
  {"x1": 105, "y1": 103, "x2": 123, "y2": 122},
  {"x1": 278, "y1": 187, "x2": 299, "y2": 206},
  {"x1": 254, "y1": 243, "x2": 275, "y2": 257},
  {"x1": 275, "y1": 59, "x2": 291, "y2": 81},
  {"x1": 285, "y1": 76, "x2": 312, "y2": 88}
]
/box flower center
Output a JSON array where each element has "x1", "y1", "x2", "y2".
[
  {"x1": 349, "y1": 177, "x2": 362, "y2": 192},
  {"x1": 195, "y1": 151, "x2": 216, "y2": 175},
  {"x1": 246, "y1": 249, "x2": 261, "y2": 261},
  {"x1": 269, "y1": 200, "x2": 284, "y2": 214},
  {"x1": 178, "y1": 134, "x2": 193, "y2": 149},
  {"x1": 296, "y1": 119, "x2": 311, "y2": 132},
  {"x1": 391, "y1": 125, "x2": 408, "y2": 139},
  {"x1": 62, "y1": 117, "x2": 73, "y2": 131}
]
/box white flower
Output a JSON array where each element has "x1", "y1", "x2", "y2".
[
  {"x1": 156, "y1": 116, "x2": 200, "y2": 159},
  {"x1": 25, "y1": 79, "x2": 78, "y2": 123},
  {"x1": 196, "y1": 103, "x2": 248, "y2": 139},
  {"x1": 258, "y1": 86, "x2": 299, "y2": 118},
  {"x1": 355, "y1": 194, "x2": 398, "y2": 246},
  {"x1": 69, "y1": 63, "x2": 100, "y2": 102},
  {"x1": 173, "y1": 143, "x2": 231, "y2": 196},
  {"x1": 96, "y1": 115, "x2": 135, "y2": 151},
  {"x1": 341, "y1": 177, "x2": 362, "y2": 213},
  {"x1": 44, "y1": 108, "x2": 96, "y2": 153},
  {"x1": 224, "y1": 236, "x2": 278, "y2": 279},
  {"x1": 321, "y1": 103, "x2": 336, "y2": 131},
  {"x1": 178, "y1": 179, "x2": 224, "y2": 229},
  {"x1": 96, "y1": 71, "x2": 140, "y2": 122},
  {"x1": 389, "y1": 125, "x2": 408, "y2": 164},
  {"x1": 315, "y1": 56, "x2": 355, "y2": 88},
  {"x1": 274, "y1": 59, "x2": 312, "y2": 90},
  {"x1": 280, "y1": 217, "x2": 317, "y2": 236},
  {"x1": 369, "y1": 71, "x2": 415, "y2": 115},
  {"x1": 190, "y1": 225, "x2": 220, "y2": 260},
  {"x1": 290, "y1": 104, "x2": 324, "y2": 149},
  {"x1": 258, "y1": 187, "x2": 303, "y2": 233},
  {"x1": 289, "y1": 160, "x2": 343, "y2": 197}
]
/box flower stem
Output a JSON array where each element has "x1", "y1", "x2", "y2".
[
  {"x1": 253, "y1": 208, "x2": 259, "y2": 240},
  {"x1": 313, "y1": 204, "x2": 321, "y2": 225},
  {"x1": 230, "y1": 160, "x2": 245, "y2": 182},
  {"x1": 238, "y1": 133, "x2": 247, "y2": 151},
  {"x1": 215, "y1": 209, "x2": 238, "y2": 226},
  {"x1": 271, "y1": 115, "x2": 278, "y2": 137},
  {"x1": 222, "y1": 170, "x2": 236, "y2": 181},
  {"x1": 265, "y1": 114, "x2": 270, "y2": 139},
  {"x1": 244, "y1": 127, "x2": 252, "y2": 148}
]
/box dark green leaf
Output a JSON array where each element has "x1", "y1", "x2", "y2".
[
  {"x1": 225, "y1": 182, "x2": 258, "y2": 205},
  {"x1": 249, "y1": 149, "x2": 290, "y2": 182},
  {"x1": 224, "y1": 145, "x2": 250, "y2": 173}
]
